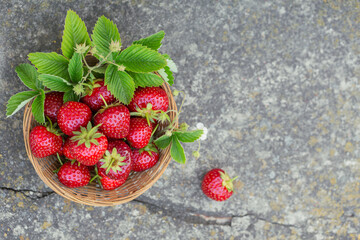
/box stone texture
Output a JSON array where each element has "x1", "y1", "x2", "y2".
[{"x1": 1, "y1": 0, "x2": 360, "y2": 239}]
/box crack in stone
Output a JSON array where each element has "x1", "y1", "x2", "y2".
[
  {"x1": 0, "y1": 186, "x2": 55, "y2": 199},
  {"x1": 132, "y1": 199, "x2": 299, "y2": 229}
]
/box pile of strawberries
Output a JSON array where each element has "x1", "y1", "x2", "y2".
[{"x1": 29, "y1": 82, "x2": 168, "y2": 190}]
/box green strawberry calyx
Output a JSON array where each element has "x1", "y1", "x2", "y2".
[
  {"x1": 45, "y1": 116, "x2": 62, "y2": 136},
  {"x1": 130, "y1": 103, "x2": 170, "y2": 126},
  {"x1": 139, "y1": 142, "x2": 158, "y2": 157},
  {"x1": 100, "y1": 148, "x2": 127, "y2": 175},
  {"x1": 70, "y1": 122, "x2": 103, "y2": 148},
  {"x1": 220, "y1": 171, "x2": 238, "y2": 192}
]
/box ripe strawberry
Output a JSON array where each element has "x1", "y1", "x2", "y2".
[
  {"x1": 97, "y1": 140, "x2": 131, "y2": 180},
  {"x1": 93, "y1": 103, "x2": 130, "y2": 139},
  {"x1": 127, "y1": 118, "x2": 153, "y2": 149},
  {"x1": 57, "y1": 101, "x2": 92, "y2": 136},
  {"x1": 63, "y1": 138, "x2": 76, "y2": 160},
  {"x1": 132, "y1": 143, "x2": 159, "y2": 172},
  {"x1": 80, "y1": 80, "x2": 116, "y2": 112},
  {"x1": 98, "y1": 170, "x2": 124, "y2": 190},
  {"x1": 70, "y1": 122, "x2": 108, "y2": 166},
  {"x1": 44, "y1": 92, "x2": 64, "y2": 123},
  {"x1": 128, "y1": 87, "x2": 169, "y2": 112},
  {"x1": 30, "y1": 125, "x2": 62, "y2": 158},
  {"x1": 57, "y1": 139, "x2": 65, "y2": 156},
  {"x1": 201, "y1": 169, "x2": 237, "y2": 201},
  {"x1": 57, "y1": 161, "x2": 91, "y2": 188}
]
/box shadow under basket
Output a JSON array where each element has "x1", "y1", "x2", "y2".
[{"x1": 23, "y1": 81, "x2": 177, "y2": 206}]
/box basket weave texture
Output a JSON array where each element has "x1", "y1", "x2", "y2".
[{"x1": 23, "y1": 80, "x2": 177, "y2": 206}]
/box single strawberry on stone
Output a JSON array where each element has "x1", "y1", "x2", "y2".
[
  {"x1": 29, "y1": 120, "x2": 63, "y2": 158},
  {"x1": 132, "y1": 142, "x2": 159, "y2": 172},
  {"x1": 44, "y1": 92, "x2": 64, "y2": 123},
  {"x1": 80, "y1": 80, "x2": 116, "y2": 112},
  {"x1": 70, "y1": 122, "x2": 108, "y2": 166},
  {"x1": 97, "y1": 140, "x2": 131, "y2": 181},
  {"x1": 127, "y1": 117, "x2": 153, "y2": 149},
  {"x1": 93, "y1": 102, "x2": 130, "y2": 139},
  {"x1": 57, "y1": 101, "x2": 92, "y2": 136},
  {"x1": 201, "y1": 169, "x2": 237, "y2": 201},
  {"x1": 57, "y1": 161, "x2": 91, "y2": 188}
]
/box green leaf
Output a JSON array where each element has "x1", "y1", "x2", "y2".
[
  {"x1": 154, "y1": 134, "x2": 172, "y2": 149},
  {"x1": 92, "y1": 16, "x2": 121, "y2": 58},
  {"x1": 170, "y1": 136, "x2": 186, "y2": 164},
  {"x1": 92, "y1": 65, "x2": 107, "y2": 74},
  {"x1": 63, "y1": 91, "x2": 80, "y2": 102},
  {"x1": 15, "y1": 64, "x2": 41, "y2": 90},
  {"x1": 158, "y1": 66, "x2": 174, "y2": 85},
  {"x1": 166, "y1": 59, "x2": 178, "y2": 73},
  {"x1": 38, "y1": 74, "x2": 73, "y2": 92},
  {"x1": 133, "y1": 30, "x2": 165, "y2": 51},
  {"x1": 28, "y1": 52, "x2": 70, "y2": 81},
  {"x1": 61, "y1": 10, "x2": 91, "y2": 59},
  {"x1": 174, "y1": 130, "x2": 204, "y2": 143},
  {"x1": 116, "y1": 44, "x2": 167, "y2": 73},
  {"x1": 68, "y1": 53, "x2": 83, "y2": 83},
  {"x1": 32, "y1": 89, "x2": 45, "y2": 123},
  {"x1": 127, "y1": 72, "x2": 163, "y2": 88},
  {"x1": 6, "y1": 91, "x2": 39, "y2": 117},
  {"x1": 104, "y1": 65, "x2": 135, "y2": 104}
]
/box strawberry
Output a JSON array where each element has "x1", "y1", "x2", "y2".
[
  {"x1": 132, "y1": 143, "x2": 159, "y2": 172},
  {"x1": 128, "y1": 87, "x2": 169, "y2": 125},
  {"x1": 57, "y1": 101, "x2": 92, "y2": 136},
  {"x1": 44, "y1": 92, "x2": 64, "y2": 123},
  {"x1": 57, "y1": 139, "x2": 65, "y2": 156},
  {"x1": 128, "y1": 87, "x2": 169, "y2": 112},
  {"x1": 127, "y1": 118, "x2": 153, "y2": 149},
  {"x1": 97, "y1": 140, "x2": 131, "y2": 180},
  {"x1": 70, "y1": 122, "x2": 108, "y2": 166},
  {"x1": 80, "y1": 80, "x2": 116, "y2": 112},
  {"x1": 98, "y1": 170, "x2": 124, "y2": 190},
  {"x1": 63, "y1": 137, "x2": 77, "y2": 160},
  {"x1": 57, "y1": 161, "x2": 91, "y2": 188},
  {"x1": 201, "y1": 169, "x2": 237, "y2": 201},
  {"x1": 93, "y1": 103, "x2": 130, "y2": 139},
  {"x1": 29, "y1": 125, "x2": 62, "y2": 158}
]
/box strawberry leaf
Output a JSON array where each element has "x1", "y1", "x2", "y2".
[
  {"x1": 38, "y1": 74, "x2": 73, "y2": 92},
  {"x1": 92, "y1": 16, "x2": 121, "y2": 59},
  {"x1": 61, "y1": 10, "x2": 91, "y2": 59},
  {"x1": 68, "y1": 53, "x2": 83, "y2": 83},
  {"x1": 63, "y1": 90, "x2": 80, "y2": 103},
  {"x1": 28, "y1": 52, "x2": 70, "y2": 81},
  {"x1": 170, "y1": 136, "x2": 186, "y2": 164},
  {"x1": 116, "y1": 44, "x2": 167, "y2": 73},
  {"x1": 127, "y1": 72, "x2": 163, "y2": 88},
  {"x1": 15, "y1": 64, "x2": 42, "y2": 90},
  {"x1": 158, "y1": 66, "x2": 174, "y2": 85},
  {"x1": 31, "y1": 89, "x2": 45, "y2": 123},
  {"x1": 6, "y1": 90, "x2": 39, "y2": 117},
  {"x1": 133, "y1": 30, "x2": 165, "y2": 51},
  {"x1": 104, "y1": 65, "x2": 135, "y2": 104},
  {"x1": 154, "y1": 134, "x2": 172, "y2": 149},
  {"x1": 173, "y1": 129, "x2": 204, "y2": 143}
]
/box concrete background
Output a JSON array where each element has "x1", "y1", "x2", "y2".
[{"x1": 1, "y1": 0, "x2": 360, "y2": 239}]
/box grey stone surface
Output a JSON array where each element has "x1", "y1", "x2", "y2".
[{"x1": 1, "y1": 0, "x2": 360, "y2": 239}]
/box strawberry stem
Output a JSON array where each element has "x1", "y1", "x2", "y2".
[{"x1": 56, "y1": 153, "x2": 63, "y2": 165}]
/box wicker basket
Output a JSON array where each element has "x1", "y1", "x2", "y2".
[{"x1": 23, "y1": 80, "x2": 177, "y2": 206}]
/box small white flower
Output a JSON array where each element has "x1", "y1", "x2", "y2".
[{"x1": 196, "y1": 122, "x2": 208, "y2": 141}]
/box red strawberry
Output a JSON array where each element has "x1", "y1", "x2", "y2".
[
  {"x1": 30, "y1": 125, "x2": 62, "y2": 158},
  {"x1": 63, "y1": 138, "x2": 77, "y2": 160},
  {"x1": 127, "y1": 118, "x2": 153, "y2": 149},
  {"x1": 128, "y1": 87, "x2": 169, "y2": 112},
  {"x1": 57, "y1": 161, "x2": 91, "y2": 188},
  {"x1": 201, "y1": 169, "x2": 237, "y2": 201},
  {"x1": 98, "y1": 170, "x2": 124, "y2": 190},
  {"x1": 97, "y1": 140, "x2": 131, "y2": 180},
  {"x1": 132, "y1": 143, "x2": 159, "y2": 172},
  {"x1": 44, "y1": 92, "x2": 64, "y2": 123},
  {"x1": 93, "y1": 104, "x2": 130, "y2": 139},
  {"x1": 70, "y1": 122, "x2": 108, "y2": 166},
  {"x1": 80, "y1": 80, "x2": 116, "y2": 112},
  {"x1": 57, "y1": 101, "x2": 92, "y2": 136},
  {"x1": 57, "y1": 139, "x2": 65, "y2": 156}
]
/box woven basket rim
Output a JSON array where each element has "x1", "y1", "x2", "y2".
[{"x1": 23, "y1": 80, "x2": 177, "y2": 206}]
